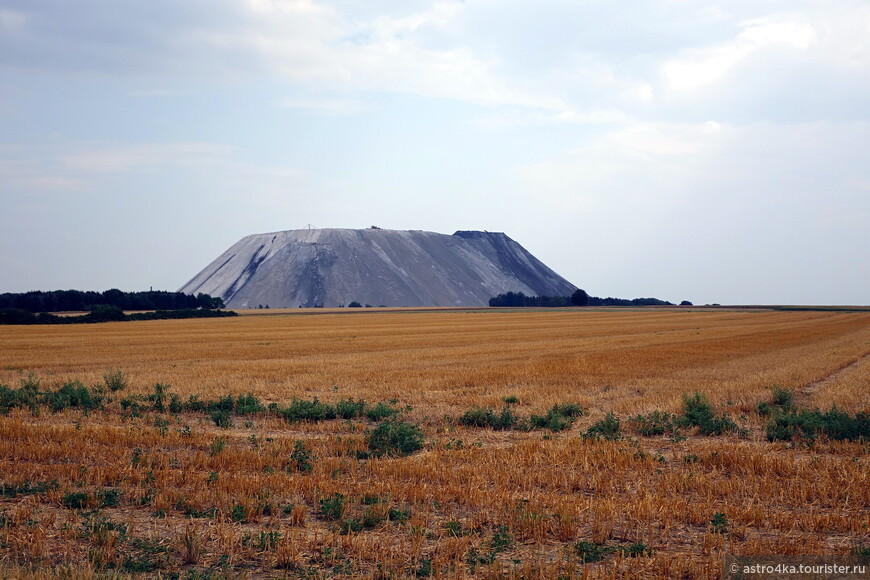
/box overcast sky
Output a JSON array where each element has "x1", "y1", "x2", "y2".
[{"x1": 1, "y1": 0, "x2": 868, "y2": 305}]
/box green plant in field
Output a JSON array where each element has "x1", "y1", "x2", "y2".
[
  {"x1": 530, "y1": 402, "x2": 583, "y2": 431},
  {"x1": 121, "y1": 537, "x2": 170, "y2": 573},
  {"x1": 574, "y1": 539, "x2": 651, "y2": 562},
  {"x1": 365, "y1": 401, "x2": 399, "y2": 422},
  {"x1": 678, "y1": 393, "x2": 737, "y2": 435},
  {"x1": 629, "y1": 411, "x2": 678, "y2": 436},
  {"x1": 279, "y1": 398, "x2": 337, "y2": 422},
  {"x1": 287, "y1": 440, "x2": 314, "y2": 473},
  {"x1": 148, "y1": 382, "x2": 171, "y2": 412},
  {"x1": 154, "y1": 417, "x2": 170, "y2": 436},
  {"x1": 46, "y1": 380, "x2": 103, "y2": 413},
  {"x1": 367, "y1": 420, "x2": 425, "y2": 457},
  {"x1": 710, "y1": 512, "x2": 729, "y2": 534},
  {"x1": 415, "y1": 557, "x2": 433, "y2": 577},
  {"x1": 61, "y1": 491, "x2": 89, "y2": 509},
  {"x1": 98, "y1": 488, "x2": 120, "y2": 508},
  {"x1": 209, "y1": 437, "x2": 226, "y2": 456},
  {"x1": 103, "y1": 369, "x2": 127, "y2": 392},
  {"x1": 459, "y1": 406, "x2": 522, "y2": 430},
  {"x1": 574, "y1": 541, "x2": 612, "y2": 563},
  {"x1": 488, "y1": 526, "x2": 513, "y2": 553},
  {"x1": 584, "y1": 412, "x2": 621, "y2": 440},
  {"x1": 335, "y1": 397, "x2": 366, "y2": 419},
  {"x1": 765, "y1": 407, "x2": 870, "y2": 443},
  {"x1": 210, "y1": 409, "x2": 232, "y2": 428},
  {"x1": 255, "y1": 530, "x2": 281, "y2": 550},
  {"x1": 1, "y1": 480, "x2": 58, "y2": 498},
  {"x1": 234, "y1": 393, "x2": 264, "y2": 415},
  {"x1": 757, "y1": 386, "x2": 794, "y2": 416},
  {"x1": 318, "y1": 493, "x2": 345, "y2": 521},
  {"x1": 229, "y1": 503, "x2": 247, "y2": 523},
  {"x1": 444, "y1": 520, "x2": 465, "y2": 537}
]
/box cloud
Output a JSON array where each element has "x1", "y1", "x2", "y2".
[
  {"x1": 4, "y1": 1, "x2": 866, "y2": 127},
  {"x1": 663, "y1": 15, "x2": 817, "y2": 93},
  {"x1": 0, "y1": 0, "x2": 568, "y2": 111}
]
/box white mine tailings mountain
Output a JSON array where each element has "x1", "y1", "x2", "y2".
[{"x1": 180, "y1": 228, "x2": 577, "y2": 309}]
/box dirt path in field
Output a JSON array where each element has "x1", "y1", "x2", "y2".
[{"x1": 796, "y1": 350, "x2": 870, "y2": 401}]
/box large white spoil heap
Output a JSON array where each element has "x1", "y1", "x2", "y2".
[{"x1": 180, "y1": 228, "x2": 577, "y2": 308}]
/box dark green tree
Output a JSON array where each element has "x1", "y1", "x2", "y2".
[{"x1": 570, "y1": 289, "x2": 589, "y2": 306}]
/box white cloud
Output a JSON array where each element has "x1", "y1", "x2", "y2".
[{"x1": 664, "y1": 15, "x2": 817, "y2": 92}]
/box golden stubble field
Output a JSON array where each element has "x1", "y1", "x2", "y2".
[{"x1": 0, "y1": 308, "x2": 868, "y2": 579}]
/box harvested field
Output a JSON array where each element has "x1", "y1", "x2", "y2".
[{"x1": 0, "y1": 308, "x2": 868, "y2": 578}]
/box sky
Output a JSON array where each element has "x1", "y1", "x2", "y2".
[{"x1": 1, "y1": 0, "x2": 868, "y2": 305}]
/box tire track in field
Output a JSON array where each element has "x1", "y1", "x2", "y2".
[{"x1": 797, "y1": 350, "x2": 870, "y2": 400}]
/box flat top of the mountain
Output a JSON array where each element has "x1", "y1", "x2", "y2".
[{"x1": 240, "y1": 228, "x2": 505, "y2": 238}]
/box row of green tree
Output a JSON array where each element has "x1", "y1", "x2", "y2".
[
  {"x1": 488, "y1": 289, "x2": 678, "y2": 307},
  {"x1": 0, "y1": 289, "x2": 224, "y2": 313},
  {"x1": 0, "y1": 305, "x2": 237, "y2": 325}
]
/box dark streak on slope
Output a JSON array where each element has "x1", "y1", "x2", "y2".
[{"x1": 224, "y1": 244, "x2": 267, "y2": 303}]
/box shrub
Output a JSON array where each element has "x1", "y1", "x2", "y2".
[
  {"x1": 46, "y1": 380, "x2": 103, "y2": 412},
  {"x1": 574, "y1": 539, "x2": 650, "y2": 562},
  {"x1": 575, "y1": 541, "x2": 612, "y2": 563},
  {"x1": 230, "y1": 503, "x2": 247, "y2": 523},
  {"x1": 415, "y1": 558, "x2": 433, "y2": 577},
  {"x1": 584, "y1": 412, "x2": 621, "y2": 440},
  {"x1": 620, "y1": 542, "x2": 652, "y2": 557},
  {"x1": 287, "y1": 440, "x2": 314, "y2": 473},
  {"x1": 210, "y1": 409, "x2": 233, "y2": 428},
  {"x1": 207, "y1": 394, "x2": 235, "y2": 413},
  {"x1": 444, "y1": 520, "x2": 465, "y2": 537},
  {"x1": 551, "y1": 402, "x2": 584, "y2": 418},
  {"x1": 459, "y1": 407, "x2": 498, "y2": 428},
  {"x1": 98, "y1": 488, "x2": 120, "y2": 508},
  {"x1": 771, "y1": 386, "x2": 794, "y2": 409},
  {"x1": 710, "y1": 512, "x2": 729, "y2": 534},
  {"x1": 148, "y1": 382, "x2": 171, "y2": 412},
  {"x1": 318, "y1": 493, "x2": 345, "y2": 521},
  {"x1": 235, "y1": 393, "x2": 264, "y2": 415},
  {"x1": 766, "y1": 407, "x2": 870, "y2": 442},
  {"x1": 368, "y1": 420, "x2": 425, "y2": 457},
  {"x1": 530, "y1": 402, "x2": 583, "y2": 431},
  {"x1": 630, "y1": 411, "x2": 677, "y2": 436},
  {"x1": 280, "y1": 398, "x2": 337, "y2": 422},
  {"x1": 61, "y1": 491, "x2": 89, "y2": 509},
  {"x1": 184, "y1": 395, "x2": 205, "y2": 412},
  {"x1": 459, "y1": 406, "x2": 521, "y2": 430},
  {"x1": 335, "y1": 398, "x2": 366, "y2": 419},
  {"x1": 365, "y1": 401, "x2": 399, "y2": 422},
  {"x1": 488, "y1": 526, "x2": 513, "y2": 553},
  {"x1": 103, "y1": 369, "x2": 127, "y2": 392},
  {"x1": 678, "y1": 393, "x2": 737, "y2": 436},
  {"x1": 758, "y1": 386, "x2": 795, "y2": 416},
  {"x1": 209, "y1": 437, "x2": 226, "y2": 456},
  {"x1": 0, "y1": 384, "x2": 28, "y2": 414},
  {"x1": 168, "y1": 394, "x2": 183, "y2": 414}
]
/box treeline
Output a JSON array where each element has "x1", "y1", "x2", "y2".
[
  {"x1": 489, "y1": 290, "x2": 674, "y2": 308},
  {"x1": 0, "y1": 305, "x2": 237, "y2": 325},
  {"x1": 587, "y1": 296, "x2": 674, "y2": 306},
  {"x1": 0, "y1": 289, "x2": 224, "y2": 313}
]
